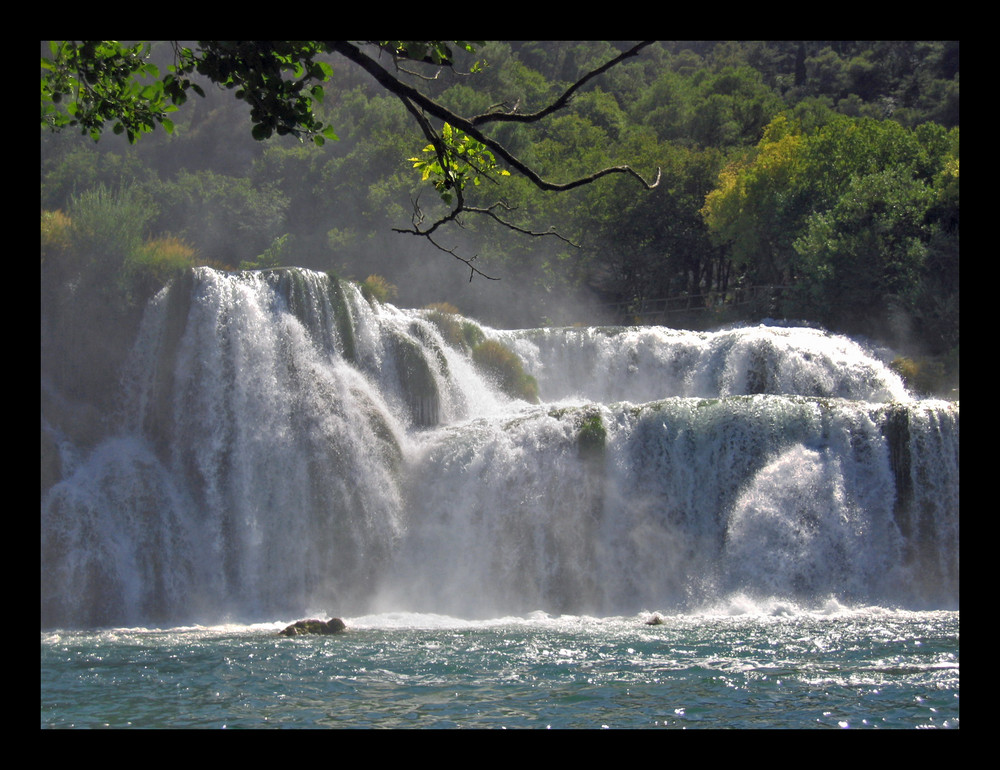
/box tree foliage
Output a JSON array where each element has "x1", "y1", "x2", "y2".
[
  {"x1": 42, "y1": 40, "x2": 337, "y2": 144},
  {"x1": 41, "y1": 40, "x2": 661, "y2": 278},
  {"x1": 41, "y1": 41, "x2": 181, "y2": 143},
  {"x1": 408, "y1": 121, "x2": 510, "y2": 205},
  {"x1": 41, "y1": 40, "x2": 958, "y2": 364},
  {"x1": 701, "y1": 111, "x2": 959, "y2": 346}
]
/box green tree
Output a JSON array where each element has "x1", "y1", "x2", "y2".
[
  {"x1": 40, "y1": 138, "x2": 162, "y2": 212},
  {"x1": 791, "y1": 168, "x2": 934, "y2": 333},
  {"x1": 702, "y1": 111, "x2": 958, "y2": 344},
  {"x1": 148, "y1": 170, "x2": 289, "y2": 268},
  {"x1": 701, "y1": 114, "x2": 808, "y2": 285},
  {"x1": 692, "y1": 66, "x2": 784, "y2": 146},
  {"x1": 596, "y1": 140, "x2": 726, "y2": 310},
  {"x1": 42, "y1": 185, "x2": 158, "y2": 404}
]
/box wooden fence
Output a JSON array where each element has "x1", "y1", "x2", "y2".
[{"x1": 603, "y1": 285, "x2": 793, "y2": 325}]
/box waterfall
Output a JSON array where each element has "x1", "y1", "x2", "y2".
[{"x1": 40, "y1": 267, "x2": 959, "y2": 627}]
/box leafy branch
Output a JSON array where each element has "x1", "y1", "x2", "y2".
[
  {"x1": 328, "y1": 41, "x2": 661, "y2": 273},
  {"x1": 41, "y1": 41, "x2": 180, "y2": 143},
  {"x1": 42, "y1": 41, "x2": 339, "y2": 146},
  {"x1": 331, "y1": 40, "x2": 661, "y2": 194},
  {"x1": 408, "y1": 122, "x2": 511, "y2": 205}
]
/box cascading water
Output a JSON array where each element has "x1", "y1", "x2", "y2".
[{"x1": 40, "y1": 267, "x2": 959, "y2": 628}]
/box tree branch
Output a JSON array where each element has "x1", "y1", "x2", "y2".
[
  {"x1": 396, "y1": 94, "x2": 579, "y2": 260},
  {"x1": 393, "y1": 208, "x2": 500, "y2": 282},
  {"x1": 329, "y1": 40, "x2": 663, "y2": 278},
  {"x1": 327, "y1": 41, "x2": 662, "y2": 194},
  {"x1": 469, "y1": 42, "x2": 655, "y2": 126},
  {"x1": 464, "y1": 202, "x2": 580, "y2": 246}
]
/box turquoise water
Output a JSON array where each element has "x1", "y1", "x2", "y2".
[{"x1": 41, "y1": 605, "x2": 958, "y2": 729}]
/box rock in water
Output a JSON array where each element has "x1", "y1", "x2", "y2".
[{"x1": 279, "y1": 617, "x2": 347, "y2": 636}]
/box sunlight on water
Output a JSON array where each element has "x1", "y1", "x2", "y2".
[{"x1": 41, "y1": 608, "x2": 958, "y2": 729}]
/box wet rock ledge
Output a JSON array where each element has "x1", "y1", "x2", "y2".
[{"x1": 279, "y1": 617, "x2": 347, "y2": 636}]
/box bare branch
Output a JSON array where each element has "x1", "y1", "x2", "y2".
[
  {"x1": 328, "y1": 41, "x2": 662, "y2": 194},
  {"x1": 395, "y1": 65, "x2": 444, "y2": 81},
  {"x1": 465, "y1": 202, "x2": 580, "y2": 246},
  {"x1": 470, "y1": 42, "x2": 656, "y2": 125},
  {"x1": 394, "y1": 220, "x2": 501, "y2": 282},
  {"x1": 393, "y1": 191, "x2": 462, "y2": 239}
]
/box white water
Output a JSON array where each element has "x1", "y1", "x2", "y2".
[{"x1": 40, "y1": 268, "x2": 959, "y2": 628}]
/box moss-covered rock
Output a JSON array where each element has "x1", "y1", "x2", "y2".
[
  {"x1": 425, "y1": 304, "x2": 486, "y2": 353},
  {"x1": 353, "y1": 386, "x2": 404, "y2": 471},
  {"x1": 879, "y1": 403, "x2": 913, "y2": 537},
  {"x1": 144, "y1": 268, "x2": 193, "y2": 451},
  {"x1": 577, "y1": 409, "x2": 607, "y2": 463},
  {"x1": 279, "y1": 617, "x2": 347, "y2": 636},
  {"x1": 391, "y1": 332, "x2": 440, "y2": 427},
  {"x1": 471, "y1": 339, "x2": 539, "y2": 403},
  {"x1": 425, "y1": 306, "x2": 465, "y2": 349},
  {"x1": 461, "y1": 321, "x2": 486, "y2": 350},
  {"x1": 409, "y1": 321, "x2": 450, "y2": 378},
  {"x1": 325, "y1": 272, "x2": 357, "y2": 363}
]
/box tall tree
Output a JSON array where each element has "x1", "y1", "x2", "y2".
[{"x1": 702, "y1": 111, "x2": 959, "y2": 342}]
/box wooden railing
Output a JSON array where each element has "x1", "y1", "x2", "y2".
[{"x1": 603, "y1": 285, "x2": 793, "y2": 324}]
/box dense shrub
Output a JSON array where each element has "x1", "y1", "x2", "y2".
[
  {"x1": 123, "y1": 236, "x2": 199, "y2": 302},
  {"x1": 361, "y1": 274, "x2": 398, "y2": 304},
  {"x1": 425, "y1": 301, "x2": 461, "y2": 315},
  {"x1": 42, "y1": 186, "x2": 156, "y2": 407},
  {"x1": 472, "y1": 338, "x2": 539, "y2": 403},
  {"x1": 240, "y1": 233, "x2": 293, "y2": 271},
  {"x1": 425, "y1": 303, "x2": 486, "y2": 352},
  {"x1": 68, "y1": 183, "x2": 152, "y2": 270},
  {"x1": 890, "y1": 355, "x2": 954, "y2": 398},
  {"x1": 40, "y1": 210, "x2": 72, "y2": 262},
  {"x1": 149, "y1": 170, "x2": 288, "y2": 269}
]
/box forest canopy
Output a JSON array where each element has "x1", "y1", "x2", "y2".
[
  {"x1": 41, "y1": 40, "x2": 661, "y2": 278},
  {"x1": 41, "y1": 41, "x2": 959, "y2": 395}
]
